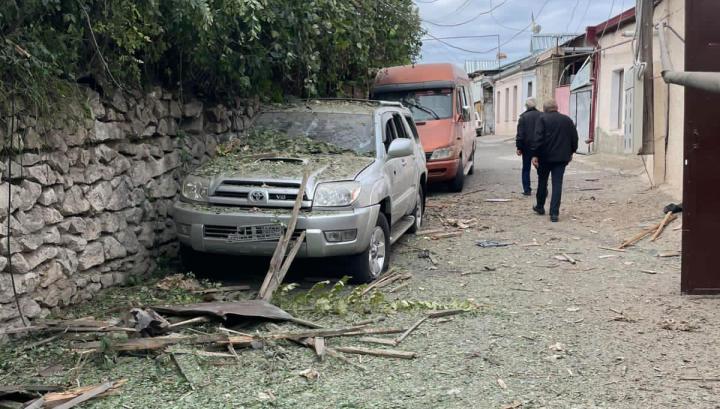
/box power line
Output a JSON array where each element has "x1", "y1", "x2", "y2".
[
  {"x1": 422, "y1": 35, "x2": 501, "y2": 41},
  {"x1": 489, "y1": 0, "x2": 528, "y2": 32},
  {"x1": 565, "y1": 0, "x2": 581, "y2": 32},
  {"x1": 435, "y1": 0, "x2": 475, "y2": 20},
  {"x1": 573, "y1": 0, "x2": 592, "y2": 33},
  {"x1": 598, "y1": 0, "x2": 618, "y2": 39},
  {"x1": 422, "y1": 0, "x2": 510, "y2": 27}
]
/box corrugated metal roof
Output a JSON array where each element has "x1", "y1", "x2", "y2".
[
  {"x1": 530, "y1": 34, "x2": 582, "y2": 53},
  {"x1": 465, "y1": 60, "x2": 501, "y2": 74}
]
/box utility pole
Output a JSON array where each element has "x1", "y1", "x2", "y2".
[{"x1": 638, "y1": 0, "x2": 655, "y2": 157}]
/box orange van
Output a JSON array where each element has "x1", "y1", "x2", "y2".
[{"x1": 372, "y1": 63, "x2": 476, "y2": 192}]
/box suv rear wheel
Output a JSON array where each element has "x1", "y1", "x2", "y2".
[{"x1": 349, "y1": 213, "x2": 390, "y2": 283}]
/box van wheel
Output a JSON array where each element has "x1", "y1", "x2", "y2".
[
  {"x1": 408, "y1": 188, "x2": 424, "y2": 234},
  {"x1": 349, "y1": 213, "x2": 390, "y2": 283},
  {"x1": 449, "y1": 156, "x2": 465, "y2": 192},
  {"x1": 468, "y1": 144, "x2": 476, "y2": 175}
]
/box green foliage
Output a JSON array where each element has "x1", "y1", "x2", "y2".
[
  {"x1": 0, "y1": 0, "x2": 423, "y2": 119},
  {"x1": 275, "y1": 277, "x2": 479, "y2": 317}
]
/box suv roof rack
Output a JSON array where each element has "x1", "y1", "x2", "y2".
[{"x1": 306, "y1": 97, "x2": 404, "y2": 108}]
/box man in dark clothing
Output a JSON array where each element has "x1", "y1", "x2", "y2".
[
  {"x1": 516, "y1": 98, "x2": 542, "y2": 196},
  {"x1": 530, "y1": 99, "x2": 579, "y2": 222}
]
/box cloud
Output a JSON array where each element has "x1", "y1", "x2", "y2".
[{"x1": 415, "y1": 0, "x2": 631, "y2": 69}]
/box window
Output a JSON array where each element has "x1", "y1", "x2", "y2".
[
  {"x1": 505, "y1": 88, "x2": 510, "y2": 122},
  {"x1": 374, "y1": 89, "x2": 452, "y2": 121},
  {"x1": 456, "y1": 86, "x2": 468, "y2": 117},
  {"x1": 610, "y1": 69, "x2": 625, "y2": 129},
  {"x1": 392, "y1": 114, "x2": 409, "y2": 139},
  {"x1": 527, "y1": 81, "x2": 533, "y2": 98},
  {"x1": 512, "y1": 85, "x2": 518, "y2": 121},
  {"x1": 497, "y1": 91, "x2": 501, "y2": 123},
  {"x1": 384, "y1": 116, "x2": 398, "y2": 152},
  {"x1": 404, "y1": 115, "x2": 420, "y2": 141}
]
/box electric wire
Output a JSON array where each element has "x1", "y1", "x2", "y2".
[
  {"x1": 422, "y1": 0, "x2": 510, "y2": 27},
  {"x1": 565, "y1": 0, "x2": 581, "y2": 32},
  {"x1": 573, "y1": 0, "x2": 592, "y2": 33}
]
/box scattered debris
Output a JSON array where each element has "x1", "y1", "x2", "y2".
[
  {"x1": 430, "y1": 231, "x2": 463, "y2": 240},
  {"x1": 361, "y1": 269, "x2": 412, "y2": 296},
  {"x1": 0, "y1": 318, "x2": 134, "y2": 336},
  {"x1": 476, "y1": 240, "x2": 514, "y2": 248},
  {"x1": 619, "y1": 213, "x2": 678, "y2": 248},
  {"x1": 298, "y1": 368, "x2": 320, "y2": 381},
  {"x1": 651, "y1": 211, "x2": 675, "y2": 241},
  {"x1": 460, "y1": 266, "x2": 496, "y2": 276},
  {"x1": 192, "y1": 285, "x2": 251, "y2": 295},
  {"x1": 598, "y1": 254, "x2": 618, "y2": 259},
  {"x1": 156, "y1": 274, "x2": 202, "y2": 292},
  {"x1": 548, "y1": 342, "x2": 565, "y2": 352},
  {"x1": 500, "y1": 401, "x2": 523, "y2": 409},
  {"x1": 599, "y1": 246, "x2": 626, "y2": 253},
  {"x1": 678, "y1": 377, "x2": 720, "y2": 382},
  {"x1": 40, "y1": 380, "x2": 126, "y2": 409},
  {"x1": 609, "y1": 309, "x2": 637, "y2": 323},
  {"x1": 663, "y1": 203, "x2": 683, "y2": 214},
  {"x1": 640, "y1": 269, "x2": 662, "y2": 275},
  {"x1": 358, "y1": 337, "x2": 398, "y2": 346},
  {"x1": 496, "y1": 378, "x2": 508, "y2": 389},
  {"x1": 660, "y1": 319, "x2": 699, "y2": 332},
  {"x1": 154, "y1": 300, "x2": 294, "y2": 323},
  {"x1": 658, "y1": 251, "x2": 681, "y2": 258},
  {"x1": 553, "y1": 254, "x2": 577, "y2": 264},
  {"x1": 332, "y1": 346, "x2": 417, "y2": 359},
  {"x1": 394, "y1": 316, "x2": 428, "y2": 346},
  {"x1": 485, "y1": 198, "x2": 512, "y2": 203},
  {"x1": 130, "y1": 308, "x2": 169, "y2": 336},
  {"x1": 415, "y1": 228, "x2": 446, "y2": 236}
]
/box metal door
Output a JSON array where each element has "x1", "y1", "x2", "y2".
[
  {"x1": 570, "y1": 87, "x2": 592, "y2": 155},
  {"x1": 623, "y1": 66, "x2": 635, "y2": 153},
  {"x1": 682, "y1": 0, "x2": 720, "y2": 294}
]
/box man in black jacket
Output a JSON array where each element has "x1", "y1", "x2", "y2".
[
  {"x1": 516, "y1": 98, "x2": 542, "y2": 196},
  {"x1": 530, "y1": 99, "x2": 578, "y2": 222}
]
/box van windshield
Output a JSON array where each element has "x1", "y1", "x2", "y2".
[{"x1": 375, "y1": 88, "x2": 453, "y2": 121}]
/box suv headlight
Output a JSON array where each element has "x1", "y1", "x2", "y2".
[
  {"x1": 430, "y1": 147, "x2": 454, "y2": 161},
  {"x1": 181, "y1": 175, "x2": 210, "y2": 202},
  {"x1": 314, "y1": 182, "x2": 361, "y2": 207}
]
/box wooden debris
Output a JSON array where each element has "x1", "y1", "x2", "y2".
[
  {"x1": 167, "y1": 316, "x2": 212, "y2": 330},
  {"x1": 640, "y1": 269, "x2": 661, "y2": 275},
  {"x1": 678, "y1": 377, "x2": 720, "y2": 382},
  {"x1": 394, "y1": 317, "x2": 428, "y2": 345},
  {"x1": 361, "y1": 270, "x2": 412, "y2": 296},
  {"x1": 170, "y1": 353, "x2": 197, "y2": 390},
  {"x1": 73, "y1": 334, "x2": 254, "y2": 353},
  {"x1": 430, "y1": 231, "x2": 463, "y2": 240},
  {"x1": 358, "y1": 337, "x2": 399, "y2": 346},
  {"x1": 264, "y1": 326, "x2": 406, "y2": 340},
  {"x1": 427, "y1": 309, "x2": 467, "y2": 319},
  {"x1": 415, "y1": 228, "x2": 446, "y2": 236},
  {"x1": 156, "y1": 274, "x2": 202, "y2": 291},
  {"x1": 288, "y1": 317, "x2": 324, "y2": 329},
  {"x1": 258, "y1": 169, "x2": 310, "y2": 301},
  {"x1": 332, "y1": 346, "x2": 416, "y2": 359},
  {"x1": 500, "y1": 401, "x2": 523, "y2": 409},
  {"x1": 658, "y1": 251, "x2": 681, "y2": 258},
  {"x1": 485, "y1": 198, "x2": 512, "y2": 203},
  {"x1": 192, "y1": 285, "x2": 251, "y2": 294},
  {"x1": 313, "y1": 337, "x2": 326, "y2": 360},
  {"x1": 130, "y1": 308, "x2": 169, "y2": 336},
  {"x1": 169, "y1": 349, "x2": 236, "y2": 359},
  {"x1": 154, "y1": 300, "x2": 294, "y2": 322},
  {"x1": 619, "y1": 214, "x2": 678, "y2": 248},
  {"x1": 261, "y1": 231, "x2": 307, "y2": 302},
  {"x1": 266, "y1": 324, "x2": 367, "y2": 371},
  {"x1": 42, "y1": 380, "x2": 125, "y2": 409},
  {"x1": 599, "y1": 246, "x2": 625, "y2": 253},
  {"x1": 562, "y1": 253, "x2": 577, "y2": 264},
  {"x1": 598, "y1": 254, "x2": 618, "y2": 259},
  {"x1": 389, "y1": 282, "x2": 410, "y2": 293},
  {"x1": 497, "y1": 378, "x2": 508, "y2": 389},
  {"x1": 651, "y1": 211, "x2": 675, "y2": 241}
]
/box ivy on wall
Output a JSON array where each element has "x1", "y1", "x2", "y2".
[{"x1": 0, "y1": 0, "x2": 423, "y2": 116}]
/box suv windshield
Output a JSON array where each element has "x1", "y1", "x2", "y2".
[
  {"x1": 253, "y1": 111, "x2": 375, "y2": 156},
  {"x1": 375, "y1": 88, "x2": 453, "y2": 121}
]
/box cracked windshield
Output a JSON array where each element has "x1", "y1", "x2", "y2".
[
  {"x1": 254, "y1": 111, "x2": 375, "y2": 156},
  {"x1": 375, "y1": 88, "x2": 453, "y2": 121}
]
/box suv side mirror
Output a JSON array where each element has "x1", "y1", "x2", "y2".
[{"x1": 387, "y1": 138, "x2": 414, "y2": 159}]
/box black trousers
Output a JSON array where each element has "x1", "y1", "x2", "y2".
[{"x1": 536, "y1": 161, "x2": 568, "y2": 216}]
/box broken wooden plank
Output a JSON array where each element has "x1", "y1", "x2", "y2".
[
  {"x1": 288, "y1": 317, "x2": 324, "y2": 329},
  {"x1": 394, "y1": 317, "x2": 428, "y2": 346},
  {"x1": 267, "y1": 324, "x2": 367, "y2": 371},
  {"x1": 167, "y1": 316, "x2": 212, "y2": 330},
  {"x1": 658, "y1": 251, "x2": 681, "y2": 258},
  {"x1": 484, "y1": 198, "x2": 512, "y2": 203},
  {"x1": 562, "y1": 253, "x2": 577, "y2": 264},
  {"x1": 333, "y1": 346, "x2": 417, "y2": 359},
  {"x1": 427, "y1": 309, "x2": 467, "y2": 319},
  {"x1": 650, "y1": 211, "x2": 674, "y2": 241},
  {"x1": 358, "y1": 337, "x2": 399, "y2": 346},
  {"x1": 73, "y1": 334, "x2": 254, "y2": 353},
  {"x1": 44, "y1": 380, "x2": 125, "y2": 409},
  {"x1": 259, "y1": 168, "x2": 310, "y2": 300},
  {"x1": 192, "y1": 285, "x2": 251, "y2": 294},
  {"x1": 313, "y1": 337, "x2": 325, "y2": 360},
  {"x1": 261, "y1": 231, "x2": 306, "y2": 302},
  {"x1": 598, "y1": 246, "x2": 626, "y2": 253},
  {"x1": 415, "y1": 228, "x2": 446, "y2": 236},
  {"x1": 263, "y1": 326, "x2": 406, "y2": 340},
  {"x1": 430, "y1": 231, "x2": 463, "y2": 240}
]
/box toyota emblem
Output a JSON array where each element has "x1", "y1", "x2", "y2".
[{"x1": 249, "y1": 189, "x2": 267, "y2": 203}]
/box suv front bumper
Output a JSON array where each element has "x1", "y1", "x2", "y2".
[{"x1": 172, "y1": 201, "x2": 380, "y2": 258}]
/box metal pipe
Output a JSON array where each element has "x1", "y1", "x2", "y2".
[{"x1": 656, "y1": 24, "x2": 720, "y2": 93}]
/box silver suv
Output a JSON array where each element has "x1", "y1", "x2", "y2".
[{"x1": 173, "y1": 100, "x2": 427, "y2": 282}]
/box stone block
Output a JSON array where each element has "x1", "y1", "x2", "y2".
[
  {"x1": 78, "y1": 241, "x2": 104, "y2": 271},
  {"x1": 60, "y1": 186, "x2": 90, "y2": 216}
]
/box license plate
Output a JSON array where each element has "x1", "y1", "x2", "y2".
[{"x1": 227, "y1": 224, "x2": 284, "y2": 243}]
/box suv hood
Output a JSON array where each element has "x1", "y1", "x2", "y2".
[{"x1": 193, "y1": 153, "x2": 374, "y2": 183}]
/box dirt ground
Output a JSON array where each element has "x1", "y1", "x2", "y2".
[{"x1": 2, "y1": 134, "x2": 719, "y2": 409}]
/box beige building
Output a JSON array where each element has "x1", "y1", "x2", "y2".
[{"x1": 593, "y1": 0, "x2": 685, "y2": 198}]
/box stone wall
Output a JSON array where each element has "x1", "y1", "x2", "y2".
[{"x1": 0, "y1": 86, "x2": 257, "y2": 335}]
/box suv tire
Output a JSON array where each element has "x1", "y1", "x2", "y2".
[
  {"x1": 449, "y1": 155, "x2": 465, "y2": 192},
  {"x1": 349, "y1": 213, "x2": 390, "y2": 283},
  {"x1": 408, "y1": 188, "x2": 424, "y2": 234}
]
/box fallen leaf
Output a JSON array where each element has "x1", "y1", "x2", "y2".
[
  {"x1": 299, "y1": 368, "x2": 320, "y2": 381},
  {"x1": 497, "y1": 378, "x2": 508, "y2": 389}
]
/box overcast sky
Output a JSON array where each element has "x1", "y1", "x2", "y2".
[{"x1": 415, "y1": 0, "x2": 631, "y2": 69}]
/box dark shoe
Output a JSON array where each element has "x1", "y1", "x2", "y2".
[
  {"x1": 522, "y1": 190, "x2": 532, "y2": 196},
  {"x1": 533, "y1": 206, "x2": 545, "y2": 215},
  {"x1": 550, "y1": 215, "x2": 559, "y2": 222}
]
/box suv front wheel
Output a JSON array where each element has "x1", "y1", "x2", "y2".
[{"x1": 349, "y1": 213, "x2": 390, "y2": 283}]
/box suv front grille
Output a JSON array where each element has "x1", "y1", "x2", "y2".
[
  {"x1": 204, "y1": 225, "x2": 305, "y2": 241},
  {"x1": 209, "y1": 179, "x2": 310, "y2": 209}
]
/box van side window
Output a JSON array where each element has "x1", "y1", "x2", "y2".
[{"x1": 404, "y1": 115, "x2": 420, "y2": 141}]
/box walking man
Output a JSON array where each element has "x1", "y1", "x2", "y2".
[
  {"x1": 516, "y1": 98, "x2": 542, "y2": 196},
  {"x1": 530, "y1": 99, "x2": 578, "y2": 222}
]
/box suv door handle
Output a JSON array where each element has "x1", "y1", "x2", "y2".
[{"x1": 401, "y1": 159, "x2": 407, "y2": 166}]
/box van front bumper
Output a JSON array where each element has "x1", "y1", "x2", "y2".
[
  {"x1": 426, "y1": 158, "x2": 461, "y2": 182},
  {"x1": 172, "y1": 201, "x2": 379, "y2": 258}
]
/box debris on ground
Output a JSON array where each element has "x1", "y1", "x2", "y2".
[
  {"x1": 153, "y1": 300, "x2": 295, "y2": 323},
  {"x1": 554, "y1": 253, "x2": 578, "y2": 264},
  {"x1": 485, "y1": 198, "x2": 512, "y2": 203},
  {"x1": 130, "y1": 308, "x2": 170, "y2": 336},
  {"x1": 476, "y1": 240, "x2": 514, "y2": 248},
  {"x1": 663, "y1": 203, "x2": 683, "y2": 214},
  {"x1": 660, "y1": 319, "x2": 699, "y2": 332},
  {"x1": 361, "y1": 269, "x2": 412, "y2": 296},
  {"x1": 619, "y1": 213, "x2": 678, "y2": 248},
  {"x1": 156, "y1": 274, "x2": 203, "y2": 292}
]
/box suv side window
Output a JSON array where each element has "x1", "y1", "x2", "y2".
[
  {"x1": 384, "y1": 115, "x2": 398, "y2": 152},
  {"x1": 392, "y1": 114, "x2": 409, "y2": 139}
]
